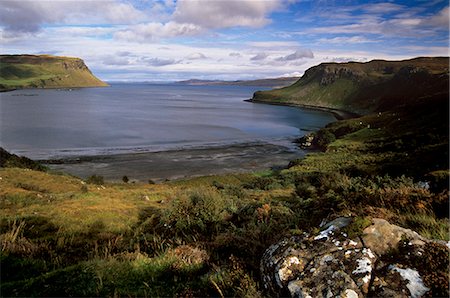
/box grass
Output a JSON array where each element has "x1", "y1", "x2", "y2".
[
  {"x1": 253, "y1": 57, "x2": 449, "y2": 114},
  {"x1": 1, "y1": 75, "x2": 448, "y2": 295},
  {"x1": 0, "y1": 55, "x2": 107, "y2": 90}
]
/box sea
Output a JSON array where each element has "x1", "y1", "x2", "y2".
[{"x1": 0, "y1": 84, "x2": 336, "y2": 179}]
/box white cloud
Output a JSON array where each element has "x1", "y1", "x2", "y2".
[
  {"x1": 281, "y1": 71, "x2": 302, "y2": 77},
  {"x1": 0, "y1": 0, "x2": 147, "y2": 33},
  {"x1": 173, "y1": 0, "x2": 284, "y2": 29},
  {"x1": 140, "y1": 57, "x2": 180, "y2": 67},
  {"x1": 250, "y1": 52, "x2": 269, "y2": 60},
  {"x1": 114, "y1": 22, "x2": 204, "y2": 42},
  {"x1": 361, "y1": 2, "x2": 405, "y2": 14},
  {"x1": 423, "y1": 6, "x2": 449, "y2": 28},
  {"x1": 229, "y1": 52, "x2": 242, "y2": 57},
  {"x1": 318, "y1": 36, "x2": 376, "y2": 44},
  {"x1": 308, "y1": 5, "x2": 449, "y2": 38},
  {"x1": 275, "y1": 49, "x2": 314, "y2": 61},
  {"x1": 185, "y1": 52, "x2": 207, "y2": 60},
  {"x1": 102, "y1": 55, "x2": 130, "y2": 66}
]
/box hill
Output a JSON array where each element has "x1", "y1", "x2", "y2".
[
  {"x1": 252, "y1": 57, "x2": 449, "y2": 114},
  {"x1": 0, "y1": 56, "x2": 448, "y2": 297},
  {"x1": 0, "y1": 54, "x2": 108, "y2": 91},
  {"x1": 177, "y1": 76, "x2": 300, "y2": 88}
]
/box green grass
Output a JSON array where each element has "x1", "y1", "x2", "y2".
[
  {"x1": 0, "y1": 55, "x2": 107, "y2": 90},
  {"x1": 0, "y1": 74, "x2": 448, "y2": 296},
  {"x1": 253, "y1": 57, "x2": 449, "y2": 114}
]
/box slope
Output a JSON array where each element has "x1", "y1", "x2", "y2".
[
  {"x1": 252, "y1": 57, "x2": 449, "y2": 114},
  {"x1": 0, "y1": 54, "x2": 108, "y2": 91}
]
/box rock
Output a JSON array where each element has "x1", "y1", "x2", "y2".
[
  {"x1": 261, "y1": 217, "x2": 447, "y2": 297},
  {"x1": 362, "y1": 218, "x2": 425, "y2": 256},
  {"x1": 295, "y1": 133, "x2": 315, "y2": 149}
]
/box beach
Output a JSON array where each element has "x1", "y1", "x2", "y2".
[{"x1": 43, "y1": 141, "x2": 304, "y2": 182}]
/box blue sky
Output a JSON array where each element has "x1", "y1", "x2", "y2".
[{"x1": 1, "y1": 0, "x2": 448, "y2": 81}]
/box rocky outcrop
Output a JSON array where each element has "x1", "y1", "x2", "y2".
[{"x1": 261, "y1": 217, "x2": 449, "y2": 297}]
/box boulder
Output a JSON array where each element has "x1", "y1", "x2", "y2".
[
  {"x1": 261, "y1": 217, "x2": 448, "y2": 297},
  {"x1": 362, "y1": 218, "x2": 425, "y2": 256}
]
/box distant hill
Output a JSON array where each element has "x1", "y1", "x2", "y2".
[
  {"x1": 0, "y1": 54, "x2": 108, "y2": 91},
  {"x1": 177, "y1": 77, "x2": 300, "y2": 88},
  {"x1": 252, "y1": 57, "x2": 449, "y2": 114}
]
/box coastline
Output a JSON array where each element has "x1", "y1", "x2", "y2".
[
  {"x1": 245, "y1": 98, "x2": 360, "y2": 120},
  {"x1": 38, "y1": 99, "x2": 348, "y2": 182},
  {"x1": 42, "y1": 142, "x2": 304, "y2": 182}
]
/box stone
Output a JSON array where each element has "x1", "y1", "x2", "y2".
[
  {"x1": 260, "y1": 217, "x2": 446, "y2": 297},
  {"x1": 362, "y1": 218, "x2": 425, "y2": 256}
]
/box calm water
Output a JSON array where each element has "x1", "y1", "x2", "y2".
[{"x1": 0, "y1": 84, "x2": 335, "y2": 159}]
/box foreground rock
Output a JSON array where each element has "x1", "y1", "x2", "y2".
[{"x1": 261, "y1": 217, "x2": 449, "y2": 297}]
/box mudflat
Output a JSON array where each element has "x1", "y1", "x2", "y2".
[{"x1": 43, "y1": 142, "x2": 303, "y2": 182}]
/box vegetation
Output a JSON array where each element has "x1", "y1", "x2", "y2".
[
  {"x1": 252, "y1": 57, "x2": 449, "y2": 114},
  {"x1": 1, "y1": 57, "x2": 448, "y2": 296},
  {"x1": 0, "y1": 55, "x2": 108, "y2": 91}
]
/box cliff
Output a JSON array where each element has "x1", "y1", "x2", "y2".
[
  {"x1": 0, "y1": 54, "x2": 108, "y2": 91},
  {"x1": 252, "y1": 57, "x2": 449, "y2": 114}
]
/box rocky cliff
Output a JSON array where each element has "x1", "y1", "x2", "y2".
[
  {"x1": 0, "y1": 54, "x2": 108, "y2": 91},
  {"x1": 252, "y1": 57, "x2": 449, "y2": 114}
]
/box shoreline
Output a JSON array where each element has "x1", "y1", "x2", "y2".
[
  {"x1": 245, "y1": 99, "x2": 360, "y2": 120},
  {"x1": 42, "y1": 142, "x2": 304, "y2": 182}
]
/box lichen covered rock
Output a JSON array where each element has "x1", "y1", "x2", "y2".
[{"x1": 261, "y1": 217, "x2": 449, "y2": 297}]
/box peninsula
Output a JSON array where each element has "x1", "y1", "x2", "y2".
[{"x1": 0, "y1": 54, "x2": 108, "y2": 91}]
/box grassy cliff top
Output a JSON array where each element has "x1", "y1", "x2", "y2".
[
  {"x1": 0, "y1": 54, "x2": 108, "y2": 91},
  {"x1": 253, "y1": 57, "x2": 449, "y2": 114}
]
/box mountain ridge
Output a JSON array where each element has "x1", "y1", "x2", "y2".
[{"x1": 176, "y1": 77, "x2": 300, "y2": 88}]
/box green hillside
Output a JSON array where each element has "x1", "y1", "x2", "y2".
[
  {"x1": 252, "y1": 57, "x2": 449, "y2": 114},
  {"x1": 0, "y1": 54, "x2": 108, "y2": 91}
]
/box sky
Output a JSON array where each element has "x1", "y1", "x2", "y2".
[{"x1": 1, "y1": 0, "x2": 449, "y2": 81}]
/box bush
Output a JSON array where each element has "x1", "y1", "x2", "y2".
[
  {"x1": 243, "y1": 176, "x2": 280, "y2": 190},
  {"x1": 161, "y1": 188, "x2": 232, "y2": 239},
  {"x1": 86, "y1": 175, "x2": 104, "y2": 185},
  {"x1": 122, "y1": 176, "x2": 129, "y2": 183},
  {"x1": 313, "y1": 129, "x2": 336, "y2": 150}
]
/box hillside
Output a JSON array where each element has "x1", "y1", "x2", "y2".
[
  {"x1": 177, "y1": 76, "x2": 300, "y2": 88},
  {"x1": 0, "y1": 54, "x2": 108, "y2": 91},
  {"x1": 252, "y1": 57, "x2": 449, "y2": 114},
  {"x1": 1, "y1": 56, "x2": 449, "y2": 297}
]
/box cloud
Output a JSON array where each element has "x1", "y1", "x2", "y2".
[
  {"x1": 115, "y1": 21, "x2": 203, "y2": 42},
  {"x1": 185, "y1": 52, "x2": 207, "y2": 60},
  {"x1": 140, "y1": 57, "x2": 180, "y2": 67},
  {"x1": 318, "y1": 36, "x2": 376, "y2": 44},
  {"x1": 0, "y1": 0, "x2": 146, "y2": 33},
  {"x1": 173, "y1": 0, "x2": 284, "y2": 29},
  {"x1": 229, "y1": 52, "x2": 242, "y2": 57},
  {"x1": 275, "y1": 49, "x2": 314, "y2": 61},
  {"x1": 361, "y1": 2, "x2": 405, "y2": 14},
  {"x1": 307, "y1": 5, "x2": 449, "y2": 38},
  {"x1": 423, "y1": 6, "x2": 449, "y2": 28},
  {"x1": 102, "y1": 55, "x2": 130, "y2": 66},
  {"x1": 281, "y1": 71, "x2": 302, "y2": 77},
  {"x1": 250, "y1": 52, "x2": 269, "y2": 60}
]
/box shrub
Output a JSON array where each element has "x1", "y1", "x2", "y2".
[
  {"x1": 122, "y1": 176, "x2": 129, "y2": 183},
  {"x1": 161, "y1": 188, "x2": 232, "y2": 239},
  {"x1": 86, "y1": 175, "x2": 104, "y2": 185},
  {"x1": 313, "y1": 129, "x2": 336, "y2": 150},
  {"x1": 243, "y1": 176, "x2": 280, "y2": 190}
]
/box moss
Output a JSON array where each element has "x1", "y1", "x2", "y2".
[{"x1": 341, "y1": 216, "x2": 372, "y2": 239}]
